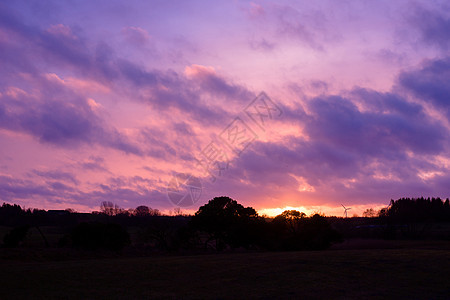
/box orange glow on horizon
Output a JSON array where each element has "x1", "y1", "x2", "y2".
[{"x1": 258, "y1": 203, "x2": 387, "y2": 218}]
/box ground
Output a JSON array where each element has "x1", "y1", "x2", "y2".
[{"x1": 0, "y1": 242, "x2": 449, "y2": 299}]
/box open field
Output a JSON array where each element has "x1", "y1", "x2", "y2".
[{"x1": 0, "y1": 245, "x2": 449, "y2": 299}]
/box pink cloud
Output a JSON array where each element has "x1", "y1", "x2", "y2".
[
  {"x1": 184, "y1": 64, "x2": 216, "y2": 78},
  {"x1": 46, "y1": 24, "x2": 76, "y2": 39},
  {"x1": 247, "y1": 3, "x2": 266, "y2": 19},
  {"x1": 122, "y1": 26, "x2": 151, "y2": 46}
]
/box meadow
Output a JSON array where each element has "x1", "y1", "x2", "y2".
[{"x1": 1, "y1": 243, "x2": 449, "y2": 299}]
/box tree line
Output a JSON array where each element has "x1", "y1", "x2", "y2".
[
  {"x1": 381, "y1": 197, "x2": 450, "y2": 222},
  {"x1": 1, "y1": 196, "x2": 449, "y2": 250}
]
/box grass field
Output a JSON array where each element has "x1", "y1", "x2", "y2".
[{"x1": 0, "y1": 245, "x2": 449, "y2": 299}]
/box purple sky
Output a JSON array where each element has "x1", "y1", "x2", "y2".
[{"x1": 1, "y1": 0, "x2": 450, "y2": 216}]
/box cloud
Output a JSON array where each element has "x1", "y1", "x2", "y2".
[
  {"x1": 184, "y1": 64, "x2": 255, "y2": 102},
  {"x1": 373, "y1": 49, "x2": 407, "y2": 65},
  {"x1": 197, "y1": 74, "x2": 450, "y2": 208},
  {"x1": 31, "y1": 169, "x2": 79, "y2": 185},
  {"x1": 0, "y1": 173, "x2": 170, "y2": 211},
  {"x1": 0, "y1": 8, "x2": 249, "y2": 155},
  {"x1": 246, "y1": 3, "x2": 266, "y2": 19},
  {"x1": 79, "y1": 156, "x2": 110, "y2": 172},
  {"x1": 399, "y1": 56, "x2": 450, "y2": 117},
  {"x1": 139, "y1": 127, "x2": 177, "y2": 159},
  {"x1": 409, "y1": 5, "x2": 450, "y2": 50},
  {"x1": 46, "y1": 24, "x2": 77, "y2": 39},
  {"x1": 307, "y1": 92, "x2": 446, "y2": 155},
  {"x1": 249, "y1": 38, "x2": 275, "y2": 51},
  {"x1": 272, "y1": 4, "x2": 334, "y2": 50},
  {"x1": 0, "y1": 175, "x2": 61, "y2": 202},
  {"x1": 122, "y1": 26, "x2": 150, "y2": 46},
  {"x1": 0, "y1": 81, "x2": 98, "y2": 145},
  {"x1": 2, "y1": 0, "x2": 450, "y2": 213},
  {"x1": 0, "y1": 5, "x2": 255, "y2": 130},
  {"x1": 242, "y1": 3, "x2": 340, "y2": 51},
  {"x1": 0, "y1": 73, "x2": 143, "y2": 155},
  {"x1": 77, "y1": 175, "x2": 169, "y2": 209}
]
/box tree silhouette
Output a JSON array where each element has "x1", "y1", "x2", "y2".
[
  {"x1": 378, "y1": 197, "x2": 450, "y2": 238},
  {"x1": 363, "y1": 208, "x2": 376, "y2": 218},
  {"x1": 386, "y1": 197, "x2": 450, "y2": 223},
  {"x1": 134, "y1": 205, "x2": 151, "y2": 217},
  {"x1": 273, "y1": 210, "x2": 306, "y2": 234},
  {"x1": 190, "y1": 196, "x2": 262, "y2": 250},
  {"x1": 0, "y1": 203, "x2": 26, "y2": 226},
  {"x1": 100, "y1": 201, "x2": 122, "y2": 216},
  {"x1": 270, "y1": 211, "x2": 341, "y2": 250}
]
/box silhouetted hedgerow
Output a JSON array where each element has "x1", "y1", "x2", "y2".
[
  {"x1": 70, "y1": 222, "x2": 130, "y2": 250},
  {"x1": 2, "y1": 196, "x2": 449, "y2": 253}
]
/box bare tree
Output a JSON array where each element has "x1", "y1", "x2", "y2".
[
  {"x1": 100, "y1": 201, "x2": 122, "y2": 216},
  {"x1": 363, "y1": 208, "x2": 376, "y2": 218}
]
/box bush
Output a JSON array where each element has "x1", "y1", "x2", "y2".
[
  {"x1": 268, "y1": 212, "x2": 341, "y2": 251},
  {"x1": 70, "y1": 222, "x2": 130, "y2": 250},
  {"x1": 3, "y1": 226, "x2": 29, "y2": 247},
  {"x1": 299, "y1": 214, "x2": 342, "y2": 250}
]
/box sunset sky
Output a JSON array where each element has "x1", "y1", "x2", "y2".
[{"x1": 1, "y1": 0, "x2": 450, "y2": 216}]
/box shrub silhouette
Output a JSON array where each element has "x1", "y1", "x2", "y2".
[
  {"x1": 70, "y1": 222, "x2": 130, "y2": 250},
  {"x1": 299, "y1": 214, "x2": 342, "y2": 250},
  {"x1": 3, "y1": 225, "x2": 29, "y2": 247},
  {"x1": 139, "y1": 216, "x2": 192, "y2": 251},
  {"x1": 269, "y1": 211, "x2": 341, "y2": 250}
]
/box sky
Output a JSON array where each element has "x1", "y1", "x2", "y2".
[{"x1": 1, "y1": 0, "x2": 450, "y2": 216}]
